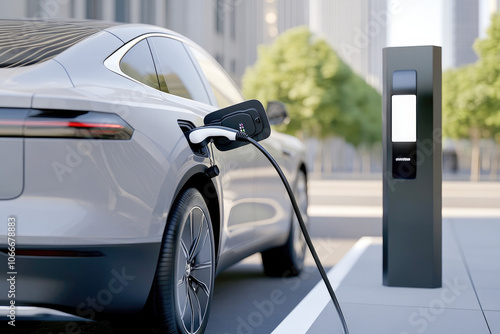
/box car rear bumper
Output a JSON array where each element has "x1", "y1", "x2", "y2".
[
  {"x1": 0, "y1": 306, "x2": 93, "y2": 322},
  {"x1": 0, "y1": 241, "x2": 161, "y2": 319}
]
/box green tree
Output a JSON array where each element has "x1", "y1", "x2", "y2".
[
  {"x1": 242, "y1": 26, "x2": 381, "y2": 147},
  {"x1": 474, "y1": 13, "x2": 500, "y2": 135},
  {"x1": 443, "y1": 12, "x2": 500, "y2": 180}
]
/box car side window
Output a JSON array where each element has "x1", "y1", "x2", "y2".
[
  {"x1": 189, "y1": 46, "x2": 244, "y2": 108},
  {"x1": 119, "y1": 39, "x2": 160, "y2": 90},
  {"x1": 148, "y1": 37, "x2": 210, "y2": 104}
]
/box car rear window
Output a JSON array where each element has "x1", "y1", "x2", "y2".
[{"x1": 0, "y1": 19, "x2": 115, "y2": 68}]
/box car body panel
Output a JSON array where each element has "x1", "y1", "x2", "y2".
[
  {"x1": 0, "y1": 242, "x2": 159, "y2": 315},
  {"x1": 0, "y1": 60, "x2": 74, "y2": 92},
  {"x1": 104, "y1": 23, "x2": 186, "y2": 46},
  {"x1": 0, "y1": 137, "x2": 24, "y2": 200}
]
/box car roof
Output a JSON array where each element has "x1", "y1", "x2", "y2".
[
  {"x1": 0, "y1": 19, "x2": 192, "y2": 69},
  {"x1": 0, "y1": 18, "x2": 213, "y2": 109},
  {"x1": 0, "y1": 18, "x2": 122, "y2": 68}
]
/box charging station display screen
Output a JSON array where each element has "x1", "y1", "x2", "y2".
[{"x1": 391, "y1": 94, "x2": 416, "y2": 142}]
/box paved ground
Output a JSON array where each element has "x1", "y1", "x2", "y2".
[
  {"x1": 273, "y1": 218, "x2": 500, "y2": 334},
  {"x1": 205, "y1": 238, "x2": 356, "y2": 334}
]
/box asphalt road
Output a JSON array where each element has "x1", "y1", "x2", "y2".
[{"x1": 4, "y1": 178, "x2": 500, "y2": 333}]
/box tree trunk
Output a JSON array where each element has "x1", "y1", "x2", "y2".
[
  {"x1": 313, "y1": 138, "x2": 322, "y2": 176},
  {"x1": 491, "y1": 141, "x2": 499, "y2": 181},
  {"x1": 317, "y1": 138, "x2": 328, "y2": 176},
  {"x1": 320, "y1": 138, "x2": 326, "y2": 175},
  {"x1": 352, "y1": 148, "x2": 361, "y2": 173},
  {"x1": 362, "y1": 146, "x2": 371, "y2": 174},
  {"x1": 470, "y1": 128, "x2": 481, "y2": 182},
  {"x1": 356, "y1": 145, "x2": 371, "y2": 174}
]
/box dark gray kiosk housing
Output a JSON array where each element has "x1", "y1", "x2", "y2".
[{"x1": 382, "y1": 46, "x2": 442, "y2": 288}]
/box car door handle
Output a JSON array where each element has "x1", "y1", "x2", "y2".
[{"x1": 282, "y1": 149, "x2": 294, "y2": 157}]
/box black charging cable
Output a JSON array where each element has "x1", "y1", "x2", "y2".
[
  {"x1": 235, "y1": 132, "x2": 349, "y2": 334},
  {"x1": 188, "y1": 126, "x2": 349, "y2": 333}
]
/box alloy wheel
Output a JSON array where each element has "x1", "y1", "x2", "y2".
[{"x1": 175, "y1": 206, "x2": 214, "y2": 334}]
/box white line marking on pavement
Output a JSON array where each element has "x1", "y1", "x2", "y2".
[
  {"x1": 271, "y1": 237, "x2": 378, "y2": 334},
  {"x1": 309, "y1": 205, "x2": 500, "y2": 218}
]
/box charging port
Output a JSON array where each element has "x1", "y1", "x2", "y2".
[{"x1": 177, "y1": 120, "x2": 208, "y2": 156}]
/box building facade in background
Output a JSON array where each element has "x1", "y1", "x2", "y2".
[
  {"x1": 0, "y1": 0, "x2": 385, "y2": 90},
  {"x1": 454, "y1": 0, "x2": 479, "y2": 65},
  {"x1": 0, "y1": 0, "x2": 309, "y2": 85},
  {"x1": 442, "y1": 0, "x2": 500, "y2": 69},
  {"x1": 442, "y1": 0, "x2": 480, "y2": 68},
  {"x1": 309, "y1": 0, "x2": 387, "y2": 91},
  {"x1": 166, "y1": 0, "x2": 309, "y2": 83}
]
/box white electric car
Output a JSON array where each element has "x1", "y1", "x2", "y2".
[{"x1": 0, "y1": 19, "x2": 308, "y2": 333}]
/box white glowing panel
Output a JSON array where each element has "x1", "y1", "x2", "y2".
[{"x1": 391, "y1": 94, "x2": 416, "y2": 142}]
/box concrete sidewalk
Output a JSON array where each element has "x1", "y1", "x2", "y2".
[{"x1": 272, "y1": 218, "x2": 500, "y2": 334}]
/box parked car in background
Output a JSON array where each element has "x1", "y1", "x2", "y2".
[{"x1": 0, "y1": 19, "x2": 308, "y2": 333}]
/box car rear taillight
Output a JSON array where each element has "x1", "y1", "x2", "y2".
[{"x1": 0, "y1": 109, "x2": 133, "y2": 140}]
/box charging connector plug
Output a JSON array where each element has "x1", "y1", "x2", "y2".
[{"x1": 188, "y1": 127, "x2": 238, "y2": 146}]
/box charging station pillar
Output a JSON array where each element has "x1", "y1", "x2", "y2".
[{"x1": 382, "y1": 46, "x2": 442, "y2": 288}]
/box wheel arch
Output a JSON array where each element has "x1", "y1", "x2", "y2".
[
  {"x1": 169, "y1": 166, "x2": 221, "y2": 262},
  {"x1": 140, "y1": 168, "x2": 218, "y2": 332},
  {"x1": 290, "y1": 161, "x2": 308, "y2": 231},
  {"x1": 298, "y1": 162, "x2": 308, "y2": 184},
  {"x1": 140, "y1": 165, "x2": 221, "y2": 320},
  {"x1": 288, "y1": 161, "x2": 308, "y2": 228}
]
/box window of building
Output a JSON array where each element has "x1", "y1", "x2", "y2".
[
  {"x1": 230, "y1": 59, "x2": 236, "y2": 75},
  {"x1": 115, "y1": 0, "x2": 130, "y2": 22},
  {"x1": 26, "y1": 0, "x2": 41, "y2": 18},
  {"x1": 141, "y1": 0, "x2": 155, "y2": 24},
  {"x1": 86, "y1": 0, "x2": 102, "y2": 19},
  {"x1": 215, "y1": 0, "x2": 224, "y2": 34},
  {"x1": 215, "y1": 54, "x2": 224, "y2": 68},
  {"x1": 119, "y1": 39, "x2": 160, "y2": 90},
  {"x1": 189, "y1": 46, "x2": 244, "y2": 108},
  {"x1": 230, "y1": 0, "x2": 236, "y2": 40},
  {"x1": 148, "y1": 37, "x2": 210, "y2": 104}
]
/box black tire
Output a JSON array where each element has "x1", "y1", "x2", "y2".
[
  {"x1": 132, "y1": 188, "x2": 215, "y2": 334},
  {"x1": 261, "y1": 170, "x2": 308, "y2": 277}
]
